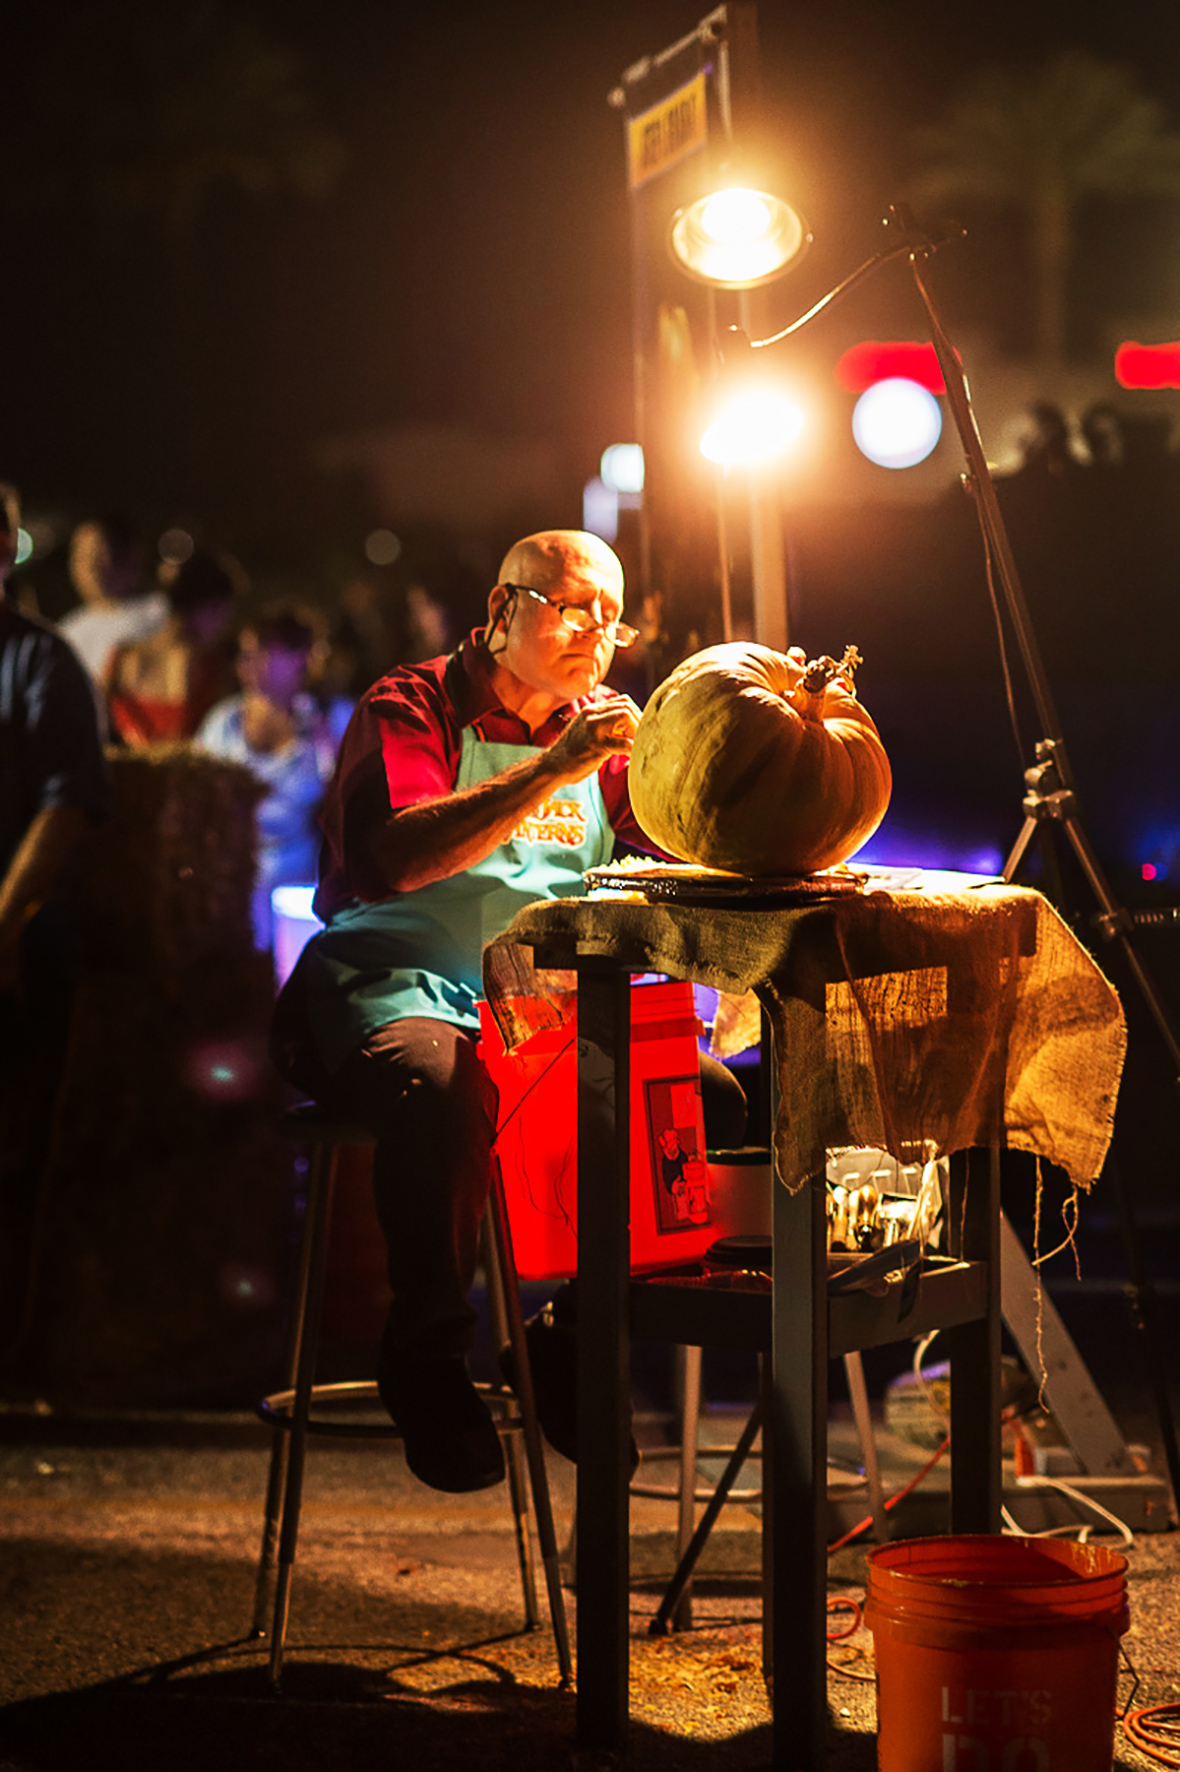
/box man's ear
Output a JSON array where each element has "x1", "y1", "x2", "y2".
[{"x1": 486, "y1": 583, "x2": 514, "y2": 640}]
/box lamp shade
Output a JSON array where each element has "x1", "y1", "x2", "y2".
[{"x1": 668, "y1": 184, "x2": 811, "y2": 290}]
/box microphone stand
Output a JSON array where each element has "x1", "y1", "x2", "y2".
[{"x1": 744, "y1": 205, "x2": 1180, "y2": 1512}]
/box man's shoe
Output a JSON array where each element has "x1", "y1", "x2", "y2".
[
  {"x1": 501, "y1": 1303, "x2": 639, "y2": 1469},
  {"x1": 377, "y1": 1349, "x2": 506, "y2": 1494}
]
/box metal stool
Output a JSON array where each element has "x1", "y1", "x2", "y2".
[{"x1": 251, "y1": 1101, "x2": 572, "y2": 1688}]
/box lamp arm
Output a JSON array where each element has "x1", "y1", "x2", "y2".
[
  {"x1": 748, "y1": 242, "x2": 915, "y2": 349},
  {"x1": 746, "y1": 212, "x2": 1068, "y2": 780},
  {"x1": 902, "y1": 244, "x2": 1069, "y2": 773}
]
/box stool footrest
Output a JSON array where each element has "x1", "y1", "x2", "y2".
[
  {"x1": 632, "y1": 1441, "x2": 762, "y2": 1505},
  {"x1": 258, "y1": 1379, "x2": 523, "y2": 1439}
]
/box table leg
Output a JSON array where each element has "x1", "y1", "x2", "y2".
[
  {"x1": 768, "y1": 1171, "x2": 830, "y2": 1770},
  {"x1": 575, "y1": 957, "x2": 632, "y2": 1749},
  {"x1": 947, "y1": 1146, "x2": 1003, "y2": 1533}
]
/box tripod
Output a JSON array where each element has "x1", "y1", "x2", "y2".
[
  {"x1": 902, "y1": 214, "x2": 1180, "y2": 1515},
  {"x1": 745, "y1": 205, "x2": 1180, "y2": 1513}
]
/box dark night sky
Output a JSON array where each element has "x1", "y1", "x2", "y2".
[{"x1": 4, "y1": 0, "x2": 1180, "y2": 556}]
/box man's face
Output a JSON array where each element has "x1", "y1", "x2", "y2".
[
  {"x1": 69, "y1": 524, "x2": 138, "y2": 604},
  {"x1": 491, "y1": 549, "x2": 625, "y2": 707},
  {"x1": 238, "y1": 634, "x2": 308, "y2": 704}
]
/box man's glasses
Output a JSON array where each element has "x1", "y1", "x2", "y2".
[{"x1": 504, "y1": 584, "x2": 639, "y2": 648}]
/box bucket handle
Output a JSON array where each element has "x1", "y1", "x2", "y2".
[{"x1": 1114, "y1": 1631, "x2": 1140, "y2": 1721}]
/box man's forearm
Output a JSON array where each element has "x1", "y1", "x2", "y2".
[
  {"x1": 0, "y1": 804, "x2": 93, "y2": 985},
  {"x1": 367, "y1": 749, "x2": 572, "y2": 893}
]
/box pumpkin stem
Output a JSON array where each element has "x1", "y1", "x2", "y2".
[{"x1": 793, "y1": 645, "x2": 862, "y2": 720}]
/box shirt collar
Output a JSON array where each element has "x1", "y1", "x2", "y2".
[{"x1": 453, "y1": 627, "x2": 583, "y2": 743}]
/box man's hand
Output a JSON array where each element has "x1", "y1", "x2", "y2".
[
  {"x1": 545, "y1": 693, "x2": 641, "y2": 784},
  {"x1": 367, "y1": 692, "x2": 643, "y2": 894}
]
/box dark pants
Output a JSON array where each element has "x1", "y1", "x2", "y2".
[{"x1": 272, "y1": 1004, "x2": 747, "y2": 1363}]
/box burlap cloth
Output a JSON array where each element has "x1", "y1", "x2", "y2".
[{"x1": 482, "y1": 883, "x2": 1125, "y2": 1194}]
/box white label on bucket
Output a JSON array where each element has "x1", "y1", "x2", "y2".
[
  {"x1": 940, "y1": 1733, "x2": 1051, "y2": 1769},
  {"x1": 943, "y1": 1738, "x2": 988, "y2": 1770},
  {"x1": 942, "y1": 1688, "x2": 1053, "y2": 1729}
]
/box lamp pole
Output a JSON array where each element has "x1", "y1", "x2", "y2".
[
  {"x1": 716, "y1": 9, "x2": 790, "y2": 651},
  {"x1": 612, "y1": 1, "x2": 793, "y2": 658},
  {"x1": 738, "y1": 292, "x2": 789, "y2": 649}
]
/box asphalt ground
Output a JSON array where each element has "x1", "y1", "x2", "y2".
[
  {"x1": 2, "y1": 1385, "x2": 1179, "y2": 1772},
  {"x1": 3, "y1": 1175, "x2": 1180, "y2": 1770}
]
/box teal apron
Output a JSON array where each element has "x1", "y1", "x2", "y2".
[{"x1": 295, "y1": 729, "x2": 615, "y2": 1072}]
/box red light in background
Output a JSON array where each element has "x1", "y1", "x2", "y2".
[
  {"x1": 1142, "y1": 862, "x2": 1159, "y2": 881},
  {"x1": 835, "y1": 342, "x2": 946, "y2": 395},
  {"x1": 1115, "y1": 343, "x2": 1180, "y2": 389}
]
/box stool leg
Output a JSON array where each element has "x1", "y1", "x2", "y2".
[
  {"x1": 488, "y1": 1165, "x2": 573, "y2": 1687},
  {"x1": 843, "y1": 1350, "x2": 888, "y2": 1542},
  {"x1": 252, "y1": 1142, "x2": 324, "y2": 1637},
  {"x1": 670, "y1": 1344, "x2": 703, "y2": 1631},
  {"x1": 649, "y1": 1398, "x2": 762, "y2": 1637},
  {"x1": 269, "y1": 1136, "x2": 337, "y2": 1689},
  {"x1": 251, "y1": 1421, "x2": 292, "y2": 1638},
  {"x1": 481, "y1": 1211, "x2": 540, "y2": 1630}
]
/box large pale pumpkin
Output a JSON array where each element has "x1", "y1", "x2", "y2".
[{"x1": 628, "y1": 642, "x2": 891, "y2": 876}]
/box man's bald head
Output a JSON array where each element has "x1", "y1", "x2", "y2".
[{"x1": 497, "y1": 530, "x2": 624, "y2": 598}]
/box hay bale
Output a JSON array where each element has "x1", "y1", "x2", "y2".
[
  {"x1": 18, "y1": 958, "x2": 294, "y2": 1407},
  {"x1": 81, "y1": 746, "x2": 263, "y2": 983}
]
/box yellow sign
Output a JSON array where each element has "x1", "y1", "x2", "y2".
[{"x1": 627, "y1": 71, "x2": 707, "y2": 190}]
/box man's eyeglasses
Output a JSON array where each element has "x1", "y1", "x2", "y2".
[{"x1": 504, "y1": 584, "x2": 639, "y2": 648}]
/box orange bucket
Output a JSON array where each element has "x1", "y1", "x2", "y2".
[{"x1": 865, "y1": 1534, "x2": 1128, "y2": 1772}]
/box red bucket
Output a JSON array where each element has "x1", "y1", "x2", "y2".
[
  {"x1": 478, "y1": 981, "x2": 720, "y2": 1281},
  {"x1": 865, "y1": 1534, "x2": 1129, "y2": 1772}
]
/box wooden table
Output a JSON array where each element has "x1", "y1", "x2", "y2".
[{"x1": 483, "y1": 884, "x2": 1124, "y2": 1769}]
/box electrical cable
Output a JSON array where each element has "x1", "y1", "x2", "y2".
[
  {"x1": 913, "y1": 1326, "x2": 1135, "y2": 1546},
  {"x1": 911, "y1": 1329, "x2": 949, "y2": 1427},
  {"x1": 825, "y1": 1595, "x2": 861, "y2": 1640},
  {"x1": 1013, "y1": 1473, "x2": 1135, "y2": 1547},
  {"x1": 825, "y1": 1595, "x2": 874, "y2": 1682},
  {"x1": 826, "y1": 1433, "x2": 951, "y2": 1554},
  {"x1": 1123, "y1": 1701, "x2": 1180, "y2": 1768}
]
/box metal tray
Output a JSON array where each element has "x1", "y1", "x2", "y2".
[{"x1": 583, "y1": 861, "x2": 866, "y2": 908}]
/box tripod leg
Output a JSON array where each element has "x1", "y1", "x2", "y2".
[
  {"x1": 1106, "y1": 1144, "x2": 1180, "y2": 1523},
  {"x1": 1003, "y1": 815, "x2": 1042, "y2": 885},
  {"x1": 1032, "y1": 802, "x2": 1180, "y2": 1516}
]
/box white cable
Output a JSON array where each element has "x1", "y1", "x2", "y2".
[
  {"x1": 1014, "y1": 1474, "x2": 1135, "y2": 1547},
  {"x1": 911, "y1": 1330, "x2": 950, "y2": 1429}
]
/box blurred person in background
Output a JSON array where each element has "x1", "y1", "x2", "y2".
[
  {"x1": 58, "y1": 516, "x2": 166, "y2": 685},
  {"x1": 104, "y1": 549, "x2": 239, "y2": 745},
  {"x1": 0, "y1": 483, "x2": 111, "y2": 1350},
  {"x1": 196, "y1": 605, "x2": 338, "y2": 950},
  {"x1": 399, "y1": 581, "x2": 452, "y2": 664},
  {"x1": 324, "y1": 571, "x2": 400, "y2": 701}
]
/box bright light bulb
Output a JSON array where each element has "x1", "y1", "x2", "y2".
[
  {"x1": 700, "y1": 188, "x2": 773, "y2": 246},
  {"x1": 668, "y1": 187, "x2": 810, "y2": 289},
  {"x1": 700, "y1": 388, "x2": 804, "y2": 467},
  {"x1": 851, "y1": 378, "x2": 942, "y2": 469}
]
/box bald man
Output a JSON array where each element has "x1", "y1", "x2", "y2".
[{"x1": 271, "y1": 531, "x2": 743, "y2": 1491}]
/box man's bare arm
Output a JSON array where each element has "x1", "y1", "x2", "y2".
[
  {"x1": 367, "y1": 695, "x2": 639, "y2": 894},
  {"x1": 0, "y1": 804, "x2": 94, "y2": 992}
]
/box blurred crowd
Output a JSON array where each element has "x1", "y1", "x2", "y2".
[{"x1": 1, "y1": 496, "x2": 469, "y2": 954}]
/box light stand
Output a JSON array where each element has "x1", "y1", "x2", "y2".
[{"x1": 741, "y1": 203, "x2": 1180, "y2": 1512}]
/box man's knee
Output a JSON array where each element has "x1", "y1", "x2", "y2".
[{"x1": 361, "y1": 1018, "x2": 497, "y2": 1133}]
